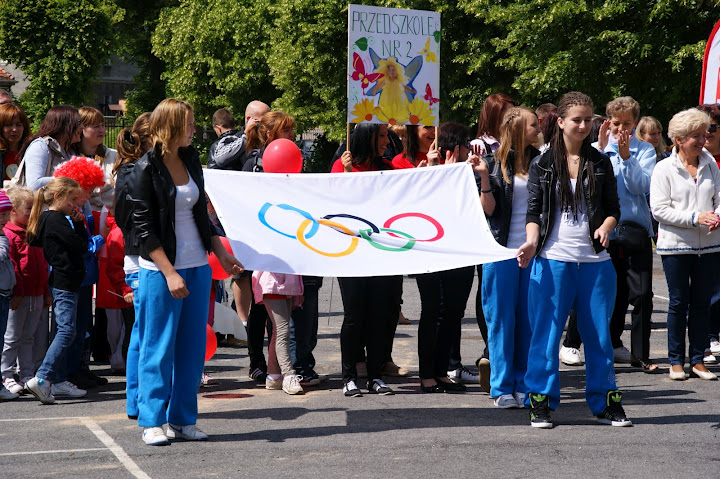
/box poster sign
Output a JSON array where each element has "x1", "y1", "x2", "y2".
[
  {"x1": 347, "y1": 4, "x2": 440, "y2": 126},
  {"x1": 700, "y1": 18, "x2": 720, "y2": 104}
]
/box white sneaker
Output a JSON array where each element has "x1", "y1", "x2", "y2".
[
  {"x1": 265, "y1": 375, "x2": 282, "y2": 390},
  {"x1": 494, "y1": 393, "x2": 520, "y2": 409},
  {"x1": 143, "y1": 427, "x2": 169, "y2": 446},
  {"x1": 703, "y1": 350, "x2": 717, "y2": 364},
  {"x1": 559, "y1": 346, "x2": 583, "y2": 365},
  {"x1": 201, "y1": 373, "x2": 218, "y2": 386},
  {"x1": 513, "y1": 391, "x2": 526, "y2": 408},
  {"x1": 710, "y1": 340, "x2": 720, "y2": 355},
  {"x1": 26, "y1": 377, "x2": 55, "y2": 404},
  {"x1": 3, "y1": 377, "x2": 24, "y2": 395},
  {"x1": 0, "y1": 385, "x2": 19, "y2": 401},
  {"x1": 51, "y1": 380, "x2": 87, "y2": 398},
  {"x1": 167, "y1": 424, "x2": 208, "y2": 441},
  {"x1": 282, "y1": 375, "x2": 304, "y2": 395},
  {"x1": 447, "y1": 366, "x2": 478, "y2": 384},
  {"x1": 613, "y1": 346, "x2": 632, "y2": 363}
]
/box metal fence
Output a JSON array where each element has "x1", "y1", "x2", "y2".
[{"x1": 103, "y1": 116, "x2": 133, "y2": 149}]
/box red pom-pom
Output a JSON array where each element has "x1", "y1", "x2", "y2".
[{"x1": 54, "y1": 156, "x2": 106, "y2": 191}]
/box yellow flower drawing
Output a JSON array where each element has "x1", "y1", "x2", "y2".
[
  {"x1": 377, "y1": 100, "x2": 409, "y2": 125},
  {"x1": 418, "y1": 37, "x2": 438, "y2": 63},
  {"x1": 407, "y1": 98, "x2": 436, "y2": 126},
  {"x1": 351, "y1": 98, "x2": 381, "y2": 123}
]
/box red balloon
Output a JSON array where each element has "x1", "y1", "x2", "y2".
[
  {"x1": 205, "y1": 324, "x2": 218, "y2": 361},
  {"x1": 208, "y1": 236, "x2": 234, "y2": 280},
  {"x1": 263, "y1": 138, "x2": 303, "y2": 173}
]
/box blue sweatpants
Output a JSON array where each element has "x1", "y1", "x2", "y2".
[
  {"x1": 137, "y1": 265, "x2": 211, "y2": 428},
  {"x1": 482, "y1": 258, "x2": 532, "y2": 398},
  {"x1": 124, "y1": 271, "x2": 140, "y2": 418},
  {"x1": 524, "y1": 257, "x2": 617, "y2": 415}
]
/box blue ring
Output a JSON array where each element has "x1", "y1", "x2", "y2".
[{"x1": 258, "y1": 202, "x2": 319, "y2": 239}]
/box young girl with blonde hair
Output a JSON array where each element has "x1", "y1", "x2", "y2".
[{"x1": 25, "y1": 177, "x2": 88, "y2": 404}]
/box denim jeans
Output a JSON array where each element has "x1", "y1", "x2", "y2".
[
  {"x1": 66, "y1": 285, "x2": 92, "y2": 376},
  {"x1": 661, "y1": 253, "x2": 718, "y2": 366},
  {"x1": 36, "y1": 288, "x2": 78, "y2": 383}
]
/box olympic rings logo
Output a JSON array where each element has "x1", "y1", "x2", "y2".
[{"x1": 258, "y1": 202, "x2": 445, "y2": 258}]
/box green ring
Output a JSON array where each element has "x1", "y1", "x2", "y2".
[{"x1": 359, "y1": 228, "x2": 416, "y2": 252}]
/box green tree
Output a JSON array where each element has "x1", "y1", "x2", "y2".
[
  {"x1": 0, "y1": 0, "x2": 117, "y2": 124},
  {"x1": 151, "y1": 0, "x2": 278, "y2": 125},
  {"x1": 460, "y1": 0, "x2": 720, "y2": 125},
  {"x1": 110, "y1": 0, "x2": 178, "y2": 117}
]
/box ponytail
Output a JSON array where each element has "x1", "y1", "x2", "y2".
[
  {"x1": 112, "y1": 112, "x2": 152, "y2": 177},
  {"x1": 26, "y1": 187, "x2": 48, "y2": 244},
  {"x1": 25, "y1": 177, "x2": 82, "y2": 244}
]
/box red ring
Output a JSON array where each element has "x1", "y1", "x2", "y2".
[{"x1": 383, "y1": 213, "x2": 444, "y2": 242}]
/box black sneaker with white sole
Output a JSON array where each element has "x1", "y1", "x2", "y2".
[
  {"x1": 343, "y1": 380, "x2": 363, "y2": 397},
  {"x1": 528, "y1": 393, "x2": 553, "y2": 428},
  {"x1": 367, "y1": 379, "x2": 394, "y2": 395},
  {"x1": 596, "y1": 390, "x2": 632, "y2": 426}
]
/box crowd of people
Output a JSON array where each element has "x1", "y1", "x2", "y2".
[{"x1": 1, "y1": 85, "x2": 719, "y2": 443}]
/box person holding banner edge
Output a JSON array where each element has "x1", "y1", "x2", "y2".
[
  {"x1": 480, "y1": 106, "x2": 540, "y2": 408},
  {"x1": 128, "y1": 98, "x2": 243, "y2": 445},
  {"x1": 517, "y1": 92, "x2": 630, "y2": 428}
]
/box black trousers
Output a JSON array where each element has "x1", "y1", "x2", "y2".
[
  {"x1": 609, "y1": 239, "x2": 654, "y2": 360},
  {"x1": 339, "y1": 275, "x2": 402, "y2": 383},
  {"x1": 417, "y1": 266, "x2": 474, "y2": 379},
  {"x1": 246, "y1": 298, "x2": 272, "y2": 373}
]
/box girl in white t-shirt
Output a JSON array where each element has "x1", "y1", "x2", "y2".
[{"x1": 517, "y1": 92, "x2": 631, "y2": 429}]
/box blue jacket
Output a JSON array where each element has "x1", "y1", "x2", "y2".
[{"x1": 593, "y1": 136, "x2": 656, "y2": 237}]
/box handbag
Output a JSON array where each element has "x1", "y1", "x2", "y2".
[{"x1": 615, "y1": 221, "x2": 648, "y2": 251}]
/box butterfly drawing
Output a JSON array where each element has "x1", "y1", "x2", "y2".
[
  {"x1": 351, "y1": 53, "x2": 383, "y2": 94},
  {"x1": 418, "y1": 37, "x2": 438, "y2": 63},
  {"x1": 424, "y1": 84, "x2": 439, "y2": 105}
]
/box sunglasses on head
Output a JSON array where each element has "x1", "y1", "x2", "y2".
[{"x1": 709, "y1": 124, "x2": 719, "y2": 133}]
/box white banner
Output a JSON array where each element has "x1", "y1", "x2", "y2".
[{"x1": 204, "y1": 164, "x2": 516, "y2": 277}]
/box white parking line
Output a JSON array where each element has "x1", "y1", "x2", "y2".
[
  {"x1": 0, "y1": 448, "x2": 107, "y2": 457},
  {"x1": 81, "y1": 418, "x2": 151, "y2": 479},
  {"x1": 655, "y1": 294, "x2": 669, "y2": 301}
]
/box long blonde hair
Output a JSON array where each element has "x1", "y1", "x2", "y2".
[
  {"x1": 150, "y1": 99, "x2": 193, "y2": 158},
  {"x1": 495, "y1": 106, "x2": 535, "y2": 184},
  {"x1": 26, "y1": 177, "x2": 81, "y2": 244}
]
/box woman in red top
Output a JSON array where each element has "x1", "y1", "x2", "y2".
[
  {"x1": 391, "y1": 125, "x2": 436, "y2": 169},
  {"x1": 0, "y1": 103, "x2": 31, "y2": 184},
  {"x1": 333, "y1": 124, "x2": 402, "y2": 397}
]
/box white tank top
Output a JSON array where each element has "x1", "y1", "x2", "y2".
[
  {"x1": 139, "y1": 172, "x2": 209, "y2": 271},
  {"x1": 541, "y1": 179, "x2": 609, "y2": 263},
  {"x1": 506, "y1": 175, "x2": 529, "y2": 249}
]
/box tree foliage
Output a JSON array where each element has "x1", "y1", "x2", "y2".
[
  {"x1": 460, "y1": 0, "x2": 720, "y2": 126},
  {"x1": 152, "y1": 0, "x2": 278, "y2": 124},
  {"x1": 0, "y1": 0, "x2": 117, "y2": 124}
]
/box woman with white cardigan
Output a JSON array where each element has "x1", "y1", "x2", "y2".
[{"x1": 650, "y1": 108, "x2": 720, "y2": 381}]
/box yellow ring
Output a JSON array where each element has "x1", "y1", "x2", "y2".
[{"x1": 297, "y1": 219, "x2": 359, "y2": 258}]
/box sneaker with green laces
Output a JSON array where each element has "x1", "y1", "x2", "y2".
[
  {"x1": 528, "y1": 393, "x2": 553, "y2": 428},
  {"x1": 596, "y1": 390, "x2": 632, "y2": 426}
]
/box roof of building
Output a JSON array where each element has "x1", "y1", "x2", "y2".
[{"x1": 0, "y1": 66, "x2": 17, "y2": 85}]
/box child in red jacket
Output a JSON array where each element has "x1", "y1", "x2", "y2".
[
  {"x1": 96, "y1": 211, "x2": 133, "y2": 374},
  {"x1": 1, "y1": 187, "x2": 51, "y2": 394}
]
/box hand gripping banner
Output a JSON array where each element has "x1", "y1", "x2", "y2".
[{"x1": 204, "y1": 163, "x2": 516, "y2": 277}]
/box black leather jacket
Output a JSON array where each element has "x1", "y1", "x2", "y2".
[
  {"x1": 128, "y1": 145, "x2": 216, "y2": 265},
  {"x1": 114, "y1": 161, "x2": 141, "y2": 257},
  {"x1": 485, "y1": 146, "x2": 540, "y2": 246},
  {"x1": 527, "y1": 147, "x2": 620, "y2": 256}
]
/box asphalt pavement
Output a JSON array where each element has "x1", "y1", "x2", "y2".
[{"x1": 1, "y1": 254, "x2": 718, "y2": 478}]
